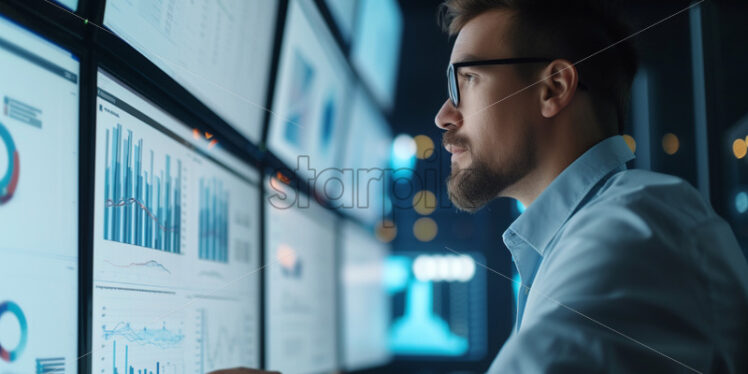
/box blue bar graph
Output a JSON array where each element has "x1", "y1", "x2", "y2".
[
  {"x1": 198, "y1": 177, "x2": 229, "y2": 263},
  {"x1": 103, "y1": 124, "x2": 182, "y2": 253},
  {"x1": 112, "y1": 340, "x2": 163, "y2": 374}
]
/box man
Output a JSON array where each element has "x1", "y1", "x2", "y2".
[
  {"x1": 436, "y1": 0, "x2": 748, "y2": 372},
  {"x1": 216, "y1": 0, "x2": 748, "y2": 373}
]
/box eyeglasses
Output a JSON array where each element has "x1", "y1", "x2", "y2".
[{"x1": 446, "y1": 57, "x2": 586, "y2": 107}]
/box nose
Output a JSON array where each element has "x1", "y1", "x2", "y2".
[{"x1": 435, "y1": 98, "x2": 462, "y2": 131}]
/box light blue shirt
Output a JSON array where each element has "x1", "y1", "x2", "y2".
[{"x1": 488, "y1": 136, "x2": 748, "y2": 373}]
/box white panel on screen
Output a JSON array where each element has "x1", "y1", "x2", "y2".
[
  {"x1": 92, "y1": 71, "x2": 262, "y2": 374},
  {"x1": 0, "y1": 15, "x2": 79, "y2": 373},
  {"x1": 103, "y1": 0, "x2": 278, "y2": 144}
]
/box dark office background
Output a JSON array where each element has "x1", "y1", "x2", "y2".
[{"x1": 0, "y1": 0, "x2": 746, "y2": 373}]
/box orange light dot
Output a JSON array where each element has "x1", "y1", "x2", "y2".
[
  {"x1": 376, "y1": 220, "x2": 397, "y2": 243},
  {"x1": 662, "y1": 133, "x2": 680, "y2": 155},
  {"x1": 413, "y1": 190, "x2": 437, "y2": 215},
  {"x1": 733, "y1": 138, "x2": 747, "y2": 159},
  {"x1": 622, "y1": 134, "x2": 636, "y2": 153},
  {"x1": 414, "y1": 135, "x2": 435, "y2": 159},
  {"x1": 413, "y1": 217, "x2": 438, "y2": 242}
]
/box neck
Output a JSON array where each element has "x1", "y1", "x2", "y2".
[{"x1": 507, "y1": 122, "x2": 608, "y2": 208}]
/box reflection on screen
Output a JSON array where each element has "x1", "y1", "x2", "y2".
[
  {"x1": 265, "y1": 183, "x2": 338, "y2": 374},
  {"x1": 340, "y1": 221, "x2": 391, "y2": 370},
  {"x1": 0, "y1": 15, "x2": 79, "y2": 374},
  {"x1": 103, "y1": 0, "x2": 278, "y2": 144},
  {"x1": 92, "y1": 71, "x2": 261, "y2": 374},
  {"x1": 351, "y1": 0, "x2": 403, "y2": 109},
  {"x1": 386, "y1": 252, "x2": 487, "y2": 359},
  {"x1": 267, "y1": 0, "x2": 351, "y2": 184}
]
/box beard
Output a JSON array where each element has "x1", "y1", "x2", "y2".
[{"x1": 445, "y1": 132, "x2": 533, "y2": 213}]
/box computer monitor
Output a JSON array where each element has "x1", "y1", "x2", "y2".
[
  {"x1": 103, "y1": 0, "x2": 278, "y2": 144},
  {"x1": 267, "y1": 0, "x2": 352, "y2": 187},
  {"x1": 340, "y1": 87, "x2": 393, "y2": 224},
  {"x1": 386, "y1": 252, "x2": 488, "y2": 360},
  {"x1": 324, "y1": 0, "x2": 357, "y2": 41},
  {"x1": 340, "y1": 220, "x2": 391, "y2": 371},
  {"x1": 0, "y1": 14, "x2": 79, "y2": 374},
  {"x1": 92, "y1": 71, "x2": 261, "y2": 373},
  {"x1": 351, "y1": 0, "x2": 403, "y2": 110},
  {"x1": 264, "y1": 180, "x2": 338, "y2": 374}
]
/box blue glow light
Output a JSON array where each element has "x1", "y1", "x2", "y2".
[
  {"x1": 388, "y1": 281, "x2": 468, "y2": 356},
  {"x1": 385, "y1": 256, "x2": 411, "y2": 294},
  {"x1": 735, "y1": 192, "x2": 748, "y2": 214},
  {"x1": 390, "y1": 134, "x2": 416, "y2": 178}
]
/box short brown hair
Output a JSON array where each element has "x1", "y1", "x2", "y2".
[{"x1": 439, "y1": 0, "x2": 638, "y2": 135}]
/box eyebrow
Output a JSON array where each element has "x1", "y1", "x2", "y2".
[{"x1": 451, "y1": 53, "x2": 483, "y2": 64}]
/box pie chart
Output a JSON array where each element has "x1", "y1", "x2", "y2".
[
  {"x1": 0, "y1": 121, "x2": 20, "y2": 204},
  {"x1": 0, "y1": 301, "x2": 28, "y2": 362}
]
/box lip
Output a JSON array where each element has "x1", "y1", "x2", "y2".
[
  {"x1": 446, "y1": 144, "x2": 468, "y2": 163},
  {"x1": 445, "y1": 144, "x2": 467, "y2": 155}
]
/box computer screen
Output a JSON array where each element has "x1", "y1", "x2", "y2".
[
  {"x1": 267, "y1": 0, "x2": 352, "y2": 186},
  {"x1": 324, "y1": 0, "x2": 357, "y2": 41},
  {"x1": 351, "y1": 0, "x2": 403, "y2": 110},
  {"x1": 103, "y1": 0, "x2": 278, "y2": 144},
  {"x1": 341, "y1": 87, "x2": 393, "y2": 224},
  {"x1": 340, "y1": 221, "x2": 391, "y2": 370},
  {"x1": 386, "y1": 252, "x2": 487, "y2": 360},
  {"x1": 0, "y1": 14, "x2": 79, "y2": 374},
  {"x1": 265, "y1": 180, "x2": 338, "y2": 374},
  {"x1": 92, "y1": 71, "x2": 261, "y2": 374}
]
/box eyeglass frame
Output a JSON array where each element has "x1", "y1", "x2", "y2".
[{"x1": 446, "y1": 57, "x2": 587, "y2": 107}]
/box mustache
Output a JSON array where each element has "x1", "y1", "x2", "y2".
[{"x1": 442, "y1": 131, "x2": 469, "y2": 150}]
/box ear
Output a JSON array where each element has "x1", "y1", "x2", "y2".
[{"x1": 538, "y1": 59, "x2": 579, "y2": 118}]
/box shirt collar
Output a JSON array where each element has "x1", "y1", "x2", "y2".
[{"x1": 502, "y1": 135, "x2": 635, "y2": 255}]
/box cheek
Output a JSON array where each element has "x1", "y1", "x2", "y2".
[{"x1": 469, "y1": 106, "x2": 524, "y2": 166}]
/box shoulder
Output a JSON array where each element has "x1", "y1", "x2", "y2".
[
  {"x1": 543, "y1": 169, "x2": 718, "y2": 278},
  {"x1": 569, "y1": 169, "x2": 716, "y2": 240}
]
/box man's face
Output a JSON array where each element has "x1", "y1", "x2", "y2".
[{"x1": 436, "y1": 9, "x2": 539, "y2": 212}]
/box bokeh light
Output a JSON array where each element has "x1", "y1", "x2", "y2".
[
  {"x1": 413, "y1": 217, "x2": 437, "y2": 242},
  {"x1": 376, "y1": 220, "x2": 397, "y2": 243},
  {"x1": 413, "y1": 254, "x2": 476, "y2": 282},
  {"x1": 735, "y1": 192, "x2": 748, "y2": 214},
  {"x1": 622, "y1": 134, "x2": 637, "y2": 153},
  {"x1": 732, "y1": 138, "x2": 747, "y2": 159},
  {"x1": 412, "y1": 190, "x2": 437, "y2": 215},
  {"x1": 662, "y1": 133, "x2": 680, "y2": 155},
  {"x1": 413, "y1": 134, "x2": 435, "y2": 159},
  {"x1": 393, "y1": 133, "x2": 416, "y2": 160}
]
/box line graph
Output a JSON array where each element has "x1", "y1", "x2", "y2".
[
  {"x1": 102, "y1": 321, "x2": 185, "y2": 349},
  {"x1": 103, "y1": 259, "x2": 172, "y2": 275},
  {"x1": 196, "y1": 307, "x2": 256, "y2": 372}
]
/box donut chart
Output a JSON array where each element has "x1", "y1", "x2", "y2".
[
  {"x1": 0, "y1": 301, "x2": 28, "y2": 362},
  {"x1": 0, "y1": 121, "x2": 20, "y2": 204}
]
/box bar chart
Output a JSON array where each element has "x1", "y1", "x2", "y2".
[
  {"x1": 198, "y1": 177, "x2": 229, "y2": 263},
  {"x1": 111, "y1": 340, "x2": 183, "y2": 374},
  {"x1": 103, "y1": 124, "x2": 182, "y2": 253}
]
